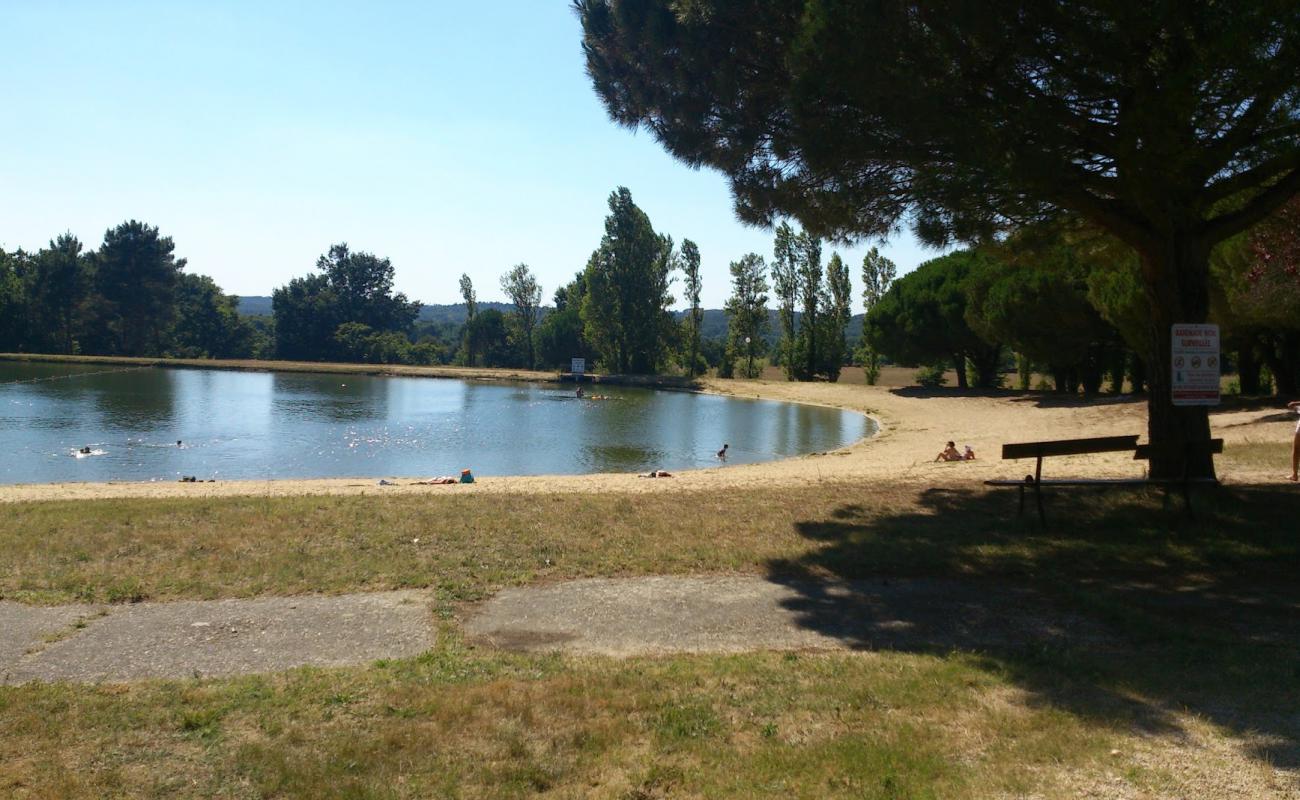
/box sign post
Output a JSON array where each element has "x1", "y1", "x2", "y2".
[
  {"x1": 570, "y1": 358, "x2": 585, "y2": 388},
  {"x1": 1171, "y1": 324, "x2": 1220, "y2": 406}
]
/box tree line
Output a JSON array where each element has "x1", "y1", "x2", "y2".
[
  {"x1": 861, "y1": 201, "x2": 1300, "y2": 397},
  {"x1": 1, "y1": 221, "x2": 258, "y2": 359}
]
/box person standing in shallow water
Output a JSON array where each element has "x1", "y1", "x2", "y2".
[{"x1": 717, "y1": 443, "x2": 728, "y2": 460}]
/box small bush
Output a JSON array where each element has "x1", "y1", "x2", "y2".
[{"x1": 914, "y1": 364, "x2": 948, "y2": 388}]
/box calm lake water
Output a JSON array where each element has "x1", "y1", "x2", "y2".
[{"x1": 0, "y1": 362, "x2": 873, "y2": 484}]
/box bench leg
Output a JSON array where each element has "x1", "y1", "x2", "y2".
[
  {"x1": 1017, "y1": 484, "x2": 1025, "y2": 517},
  {"x1": 1034, "y1": 456, "x2": 1046, "y2": 526}
]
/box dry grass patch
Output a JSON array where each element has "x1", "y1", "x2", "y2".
[{"x1": 2, "y1": 637, "x2": 1133, "y2": 799}]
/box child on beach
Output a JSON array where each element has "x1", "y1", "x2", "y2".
[{"x1": 935, "y1": 441, "x2": 963, "y2": 462}]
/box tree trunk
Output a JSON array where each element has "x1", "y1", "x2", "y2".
[
  {"x1": 1137, "y1": 235, "x2": 1215, "y2": 480},
  {"x1": 1128, "y1": 353, "x2": 1147, "y2": 394},
  {"x1": 1237, "y1": 343, "x2": 1261, "y2": 396},
  {"x1": 1259, "y1": 332, "x2": 1299, "y2": 396},
  {"x1": 951, "y1": 354, "x2": 968, "y2": 389},
  {"x1": 1108, "y1": 349, "x2": 1127, "y2": 394}
]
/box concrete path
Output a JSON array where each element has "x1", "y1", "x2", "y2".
[
  {"x1": 464, "y1": 575, "x2": 1107, "y2": 656},
  {"x1": 3, "y1": 576, "x2": 1106, "y2": 683},
  {"x1": 1, "y1": 591, "x2": 434, "y2": 684}
]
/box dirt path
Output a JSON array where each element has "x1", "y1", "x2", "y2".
[{"x1": 1, "y1": 591, "x2": 433, "y2": 684}]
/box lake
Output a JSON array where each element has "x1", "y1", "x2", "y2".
[{"x1": 0, "y1": 362, "x2": 873, "y2": 484}]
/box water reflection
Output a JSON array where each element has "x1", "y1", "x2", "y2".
[{"x1": 0, "y1": 363, "x2": 873, "y2": 484}]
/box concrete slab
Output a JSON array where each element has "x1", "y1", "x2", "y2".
[
  {"x1": 4, "y1": 591, "x2": 434, "y2": 684},
  {"x1": 464, "y1": 575, "x2": 1105, "y2": 656},
  {"x1": 0, "y1": 601, "x2": 102, "y2": 678}
]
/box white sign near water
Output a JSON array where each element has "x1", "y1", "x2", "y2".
[
  {"x1": 571, "y1": 358, "x2": 586, "y2": 376},
  {"x1": 1171, "y1": 324, "x2": 1220, "y2": 406}
]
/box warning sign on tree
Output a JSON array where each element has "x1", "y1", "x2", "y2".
[{"x1": 1171, "y1": 324, "x2": 1220, "y2": 406}]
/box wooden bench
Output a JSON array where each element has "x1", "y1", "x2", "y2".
[{"x1": 984, "y1": 435, "x2": 1222, "y2": 524}]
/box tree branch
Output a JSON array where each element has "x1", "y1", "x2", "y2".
[{"x1": 1203, "y1": 167, "x2": 1300, "y2": 243}]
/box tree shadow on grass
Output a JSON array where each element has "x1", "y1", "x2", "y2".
[{"x1": 766, "y1": 484, "x2": 1300, "y2": 772}]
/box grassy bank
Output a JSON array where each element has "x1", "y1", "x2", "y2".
[
  {"x1": 2, "y1": 481, "x2": 1295, "y2": 607},
  {"x1": 3, "y1": 482, "x2": 1297, "y2": 797}
]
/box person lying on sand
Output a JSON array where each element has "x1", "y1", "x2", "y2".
[
  {"x1": 413, "y1": 477, "x2": 458, "y2": 485},
  {"x1": 935, "y1": 441, "x2": 964, "y2": 462},
  {"x1": 640, "y1": 469, "x2": 673, "y2": 478}
]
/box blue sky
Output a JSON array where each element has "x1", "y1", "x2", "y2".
[{"x1": 1, "y1": 1, "x2": 944, "y2": 310}]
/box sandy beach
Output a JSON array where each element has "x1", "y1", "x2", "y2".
[{"x1": 2, "y1": 370, "x2": 1290, "y2": 503}]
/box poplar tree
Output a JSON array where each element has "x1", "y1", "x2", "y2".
[
  {"x1": 500, "y1": 263, "x2": 542, "y2": 368},
  {"x1": 770, "y1": 222, "x2": 800, "y2": 379},
  {"x1": 724, "y1": 253, "x2": 769, "y2": 378},
  {"x1": 680, "y1": 238, "x2": 703, "y2": 377},
  {"x1": 859, "y1": 248, "x2": 897, "y2": 385}
]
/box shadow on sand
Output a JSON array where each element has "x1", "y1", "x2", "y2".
[{"x1": 766, "y1": 483, "x2": 1300, "y2": 773}]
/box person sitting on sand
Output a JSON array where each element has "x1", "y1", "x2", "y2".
[
  {"x1": 963, "y1": 445, "x2": 976, "y2": 461},
  {"x1": 935, "y1": 441, "x2": 963, "y2": 462},
  {"x1": 1288, "y1": 399, "x2": 1300, "y2": 482},
  {"x1": 717, "y1": 443, "x2": 729, "y2": 460}
]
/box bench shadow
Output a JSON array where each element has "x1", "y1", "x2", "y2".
[{"x1": 765, "y1": 484, "x2": 1300, "y2": 773}]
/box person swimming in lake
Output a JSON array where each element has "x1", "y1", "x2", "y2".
[
  {"x1": 934, "y1": 441, "x2": 964, "y2": 462},
  {"x1": 575, "y1": 386, "x2": 584, "y2": 398},
  {"x1": 79, "y1": 446, "x2": 92, "y2": 455}
]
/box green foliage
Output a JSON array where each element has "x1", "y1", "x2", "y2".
[
  {"x1": 537, "y1": 273, "x2": 595, "y2": 370},
  {"x1": 580, "y1": 187, "x2": 676, "y2": 374},
  {"x1": 273, "y1": 244, "x2": 419, "y2": 363},
  {"x1": 680, "y1": 238, "x2": 703, "y2": 377},
  {"x1": 500, "y1": 263, "x2": 542, "y2": 368},
  {"x1": 95, "y1": 220, "x2": 184, "y2": 356},
  {"x1": 462, "y1": 309, "x2": 513, "y2": 367},
  {"x1": 914, "y1": 364, "x2": 948, "y2": 388},
  {"x1": 821, "y1": 252, "x2": 852, "y2": 382},
  {"x1": 0, "y1": 248, "x2": 25, "y2": 351},
  {"x1": 170, "y1": 273, "x2": 256, "y2": 358},
  {"x1": 864, "y1": 252, "x2": 1002, "y2": 388},
  {"x1": 964, "y1": 239, "x2": 1121, "y2": 393},
  {"x1": 0, "y1": 223, "x2": 260, "y2": 361},
  {"x1": 769, "y1": 223, "x2": 849, "y2": 381},
  {"x1": 723, "y1": 253, "x2": 769, "y2": 378},
  {"x1": 858, "y1": 248, "x2": 896, "y2": 385},
  {"x1": 792, "y1": 234, "x2": 823, "y2": 380},
  {"x1": 771, "y1": 222, "x2": 800, "y2": 378}
]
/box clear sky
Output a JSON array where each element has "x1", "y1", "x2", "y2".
[{"x1": 1, "y1": 1, "x2": 945, "y2": 311}]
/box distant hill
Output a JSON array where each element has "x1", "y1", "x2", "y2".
[
  {"x1": 236, "y1": 297, "x2": 514, "y2": 324},
  {"x1": 236, "y1": 297, "x2": 864, "y2": 346}
]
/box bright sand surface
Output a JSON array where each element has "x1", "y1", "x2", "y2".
[{"x1": 1, "y1": 366, "x2": 1291, "y2": 503}]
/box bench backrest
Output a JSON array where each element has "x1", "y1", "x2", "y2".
[
  {"x1": 1133, "y1": 438, "x2": 1224, "y2": 460},
  {"x1": 1001, "y1": 434, "x2": 1140, "y2": 460}
]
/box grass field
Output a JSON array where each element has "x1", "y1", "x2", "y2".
[{"x1": 2, "y1": 482, "x2": 1298, "y2": 797}]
